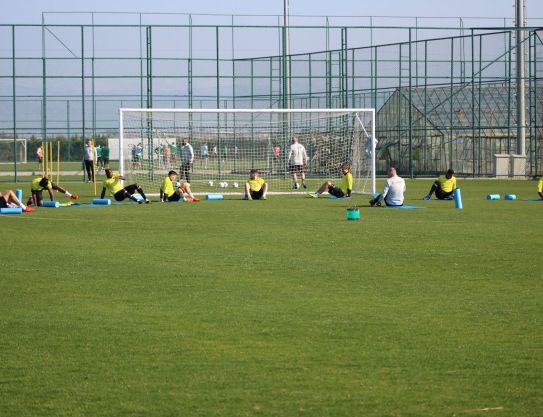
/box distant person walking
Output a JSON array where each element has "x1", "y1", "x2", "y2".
[
  {"x1": 36, "y1": 145, "x2": 43, "y2": 171},
  {"x1": 83, "y1": 138, "x2": 96, "y2": 183},
  {"x1": 180, "y1": 137, "x2": 194, "y2": 183}
]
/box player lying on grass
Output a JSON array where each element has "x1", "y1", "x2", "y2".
[
  {"x1": 244, "y1": 169, "x2": 268, "y2": 200},
  {"x1": 101, "y1": 169, "x2": 150, "y2": 204},
  {"x1": 160, "y1": 170, "x2": 200, "y2": 203},
  {"x1": 1, "y1": 189, "x2": 34, "y2": 212},
  {"x1": 423, "y1": 169, "x2": 456, "y2": 200},
  {"x1": 27, "y1": 177, "x2": 79, "y2": 206},
  {"x1": 308, "y1": 163, "x2": 352, "y2": 198},
  {"x1": 369, "y1": 166, "x2": 405, "y2": 207},
  {"x1": 538, "y1": 177, "x2": 543, "y2": 200}
]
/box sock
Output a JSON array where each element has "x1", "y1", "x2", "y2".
[
  {"x1": 188, "y1": 192, "x2": 194, "y2": 198},
  {"x1": 19, "y1": 203, "x2": 27, "y2": 210},
  {"x1": 65, "y1": 192, "x2": 72, "y2": 197},
  {"x1": 315, "y1": 191, "x2": 320, "y2": 196}
]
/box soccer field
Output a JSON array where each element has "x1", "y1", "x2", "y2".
[{"x1": 1, "y1": 179, "x2": 542, "y2": 417}]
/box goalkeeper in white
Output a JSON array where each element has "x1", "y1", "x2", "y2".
[{"x1": 288, "y1": 136, "x2": 308, "y2": 189}]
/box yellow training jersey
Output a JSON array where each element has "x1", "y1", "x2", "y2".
[
  {"x1": 31, "y1": 177, "x2": 52, "y2": 191},
  {"x1": 102, "y1": 174, "x2": 123, "y2": 194},
  {"x1": 340, "y1": 172, "x2": 353, "y2": 194},
  {"x1": 538, "y1": 178, "x2": 543, "y2": 193},
  {"x1": 161, "y1": 177, "x2": 175, "y2": 198},
  {"x1": 438, "y1": 175, "x2": 456, "y2": 192},
  {"x1": 248, "y1": 177, "x2": 265, "y2": 191}
]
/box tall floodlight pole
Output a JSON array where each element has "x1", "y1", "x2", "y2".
[
  {"x1": 283, "y1": 0, "x2": 291, "y2": 109},
  {"x1": 516, "y1": 0, "x2": 526, "y2": 156}
]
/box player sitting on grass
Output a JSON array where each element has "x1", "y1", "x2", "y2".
[
  {"x1": 27, "y1": 177, "x2": 79, "y2": 206},
  {"x1": 160, "y1": 170, "x2": 200, "y2": 203},
  {"x1": 369, "y1": 166, "x2": 405, "y2": 207},
  {"x1": 308, "y1": 162, "x2": 352, "y2": 199},
  {"x1": 1, "y1": 189, "x2": 34, "y2": 212},
  {"x1": 423, "y1": 169, "x2": 456, "y2": 200},
  {"x1": 538, "y1": 177, "x2": 543, "y2": 200},
  {"x1": 244, "y1": 169, "x2": 268, "y2": 200},
  {"x1": 101, "y1": 169, "x2": 149, "y2": 204}
]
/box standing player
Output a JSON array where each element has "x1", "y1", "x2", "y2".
[
  {"x1": 200, "y1": 143, "x2": 209, "y2": 169},
  {"x1": 244, "y1": 169, "x2": 268, "y2": 200},
  {"x1": 423, "y1": 169, "x2": 456, "y2": 200},
  {"x1": 369, "y1": 166, "x2": 405, "y2": 207},
  {"x1": 27, "y1": 177, "x2": 79, "y2": 207},
  {"x1": 288, "y1": 136, "x2": 308, "y2": 189},
  {"x1": 180, "y1": 137, "x2": 194, "y2": 183},
  {"x1": 100, "y1": 169, "x2": 149, "y2": 204},
  {"x1": 36, "y1": 145, "x2": 43, "y2": 171},
  {"x1": 101, "y1": 143, "x2": 110, "y2": 169},
  {"x1": 83, "y1": 138, "x2": 96, "y2": 182},
  {"x1": 159, "y1": 170, "x2": 200, "y2": 203},
  {"x1": 308, "y1": 163, "x2": 352, "y2": 199},
  {"x1": 1, "y1": 189, "x2": 34, "y2": 212}
]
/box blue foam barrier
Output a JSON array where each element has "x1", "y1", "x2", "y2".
[
  {"x1": 0, "y1": 207, "x2": 23, "y2": 214},
  {"x1": 454, "y1": 188, "x2": 463, "y2": 209},
  {"x1": 504, "y1": 194, "x2": 517, "y2": 200},
  {"x1": 42, "y1": 201, "x2": 60, "y2": 208},
  {"x1": 206, "y1": 194, "x2": 224, "y2": 200},
  {"x1": 345, "y1": 208, "x2": 360, "y2": 220},
  {"x1": 487, "y1": 194, "x2": 500, "y2": 200},
  {"x1": 92, "y1": 198, "x2": 111, "y2": 205},
  {"x1": 522, "y1": 198, "x2": 543, "y2": 202},
  {"x1": 16, "y1": 189, "x2": 22, "y2": 201},
  {"x1": 384, "y1": 205, "x2": 425, "y2": 209}
]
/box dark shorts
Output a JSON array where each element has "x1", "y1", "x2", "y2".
[
  {"x1": 436, "y1": 188, "x2": 454, "y2": 200},
  {"x1": 250, "y1": 188, "x2": 264, "y2": 200},
  {"x1": 31, "y1": 189, "x2": 44, "y2": 203},
  {"x1": 114, "y1": 189, "x2": 128, "y2": 202},
  {"x1": 290, "y1": 164, "x2": 305, "y2": 174},
  {"x1": 328, "y1": 185, "x2": 345, "y2": 198},
  {"x1": 103, "y1": 158, "x2": 109, "y2": 165},
  {"x1": 167, "y1": 193, "x2": 182, "y2": 202},
  {"x1": 0, "y1": 197, "x2": 8, "y2": 208}
]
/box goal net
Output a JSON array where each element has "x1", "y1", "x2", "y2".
[
  {"x1": 119, "y1": 109, "x2": 376, "y2": 195},
  {"x1": 0, "y1": 138, "x2": 27, "y2": 164}
]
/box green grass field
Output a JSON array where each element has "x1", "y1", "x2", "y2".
[{"x1": 1, "y1": 179, "x2": 542, "y2": 417}]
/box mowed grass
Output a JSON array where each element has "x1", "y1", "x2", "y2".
[{"x1": 1, "y1": 179, "x2": 542, "y2": 417}]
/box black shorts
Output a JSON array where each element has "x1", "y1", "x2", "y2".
[
  {"x1": 31, "y1": 189, "x2": 44, "y2": 203},
  {"x1": 0, "y1": 197, "x2": 8, "y2": 208},
  {"x1": 250, "y1": 188, "x2": 264, "y2": 200},
  {"x1": 103, "y1": 158, "x2": 109, "y2": 165},
  {"x1": 436, "y1": 188, "x2": 454, "y2": 200},
  {"x1": 328, "y1": 185, "x2": 345, "y2": 198},
  {"x1": 290, "y1": 164, "x2": 305, "y2": 174},
  {"x1": 113, "y1": 189, "x2": 128, "y2": 201},
  {"x1": 167, "y1": 193, "x2": 182, "y2": 202}
]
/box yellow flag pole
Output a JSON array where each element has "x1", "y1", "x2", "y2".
[
  {"x1": 91, "y1": 140, "x2": 97, "y2": 196},
  {"x1": 49, "y1": 141, "x2": 53, "y2": 180},
  {"x1": 41, "y1": 142, "x2": 45, "y2": 177},
  {"x1": 57, "y1": 141, "x2": 60, "y2": 185}
]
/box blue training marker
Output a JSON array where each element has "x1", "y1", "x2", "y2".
[
  {"x1": 454, "y1": 188, "x2": 463, "y2": 209},
  {"x1": 0, "y1": 207, "x2": 23, "y2": 214},
  {"x1": 505, "y1": 194, "x2": 517, "y2": 200},
  {"x1": 16, "y1": 189, "x2": 23, "y2": 201},
  {"x1": 42, "y1": 201, "x2": 60, "y2": 208},
  {"x1": 92, "y1": 198, "x2": 111, "y2": 205},
  {"x1": 487, "y1": 194, "x2": 500, "y2": 200},
  {"x1": 206, "y1": 194, "x2": 224, "y2": 200}
]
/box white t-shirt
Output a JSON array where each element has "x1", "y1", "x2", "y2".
[
  {"x1": 288, "y1": 143, "x2": 307, "y2": 166},
  {"x1": 381, "y1": 175, "x2": 405, "y2": 206}
]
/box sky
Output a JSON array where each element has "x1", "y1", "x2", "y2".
[{"x1": 2, "y1": 0, "x2": 543, "y2": 25}]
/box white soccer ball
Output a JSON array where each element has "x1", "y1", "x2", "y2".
[
  {"x1": 218, "y1": 182, "x2": 224, "y2": 188},
  {"x1": 208, "y1": 180, "x2": 214, "y2": 187},
  {"x1": 232, "y1": 182, "x2": 238, "y2": 188},
  {"x1": 174, "y1": 181, "x2": 181, "y2": 188},
  {"x1": 223, "y1": 182, "x2": 228, "y2": 188}
]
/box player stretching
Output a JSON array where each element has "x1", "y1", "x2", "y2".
[
  {"x1": 1, "y1": 189, "x2": 34, "y2": 212},
  {"x1": 101, "y1": 169, "x2": 149, "y2": 204},
  {"x1": 288, "y1": 136, "x2": 308, "y2": 189},
  {"x1": 308, "y1": 163, "x2": 352, "y2": 199},
  {"x1": 423, "y1": 169, "x2": 456, "y2": 200},
  {"x1": 27, "y1": 177, "x2": 79, "y2": 207},
  {"x1": 537, "y1": 177, "x2": 543, "y2": 200},
  {"x1": 369, "y1": 166, "x2": 405, "y2": 207},
  {"x1": 160, "y1": 170, "x2": 200, "y2": 203},
  {"x1": 244, "y1": 169, "x2": 268, "y2": 200}
]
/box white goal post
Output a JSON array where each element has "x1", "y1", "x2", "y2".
[{"x1": 119, "y1": 108, "x2": 376, "y2": 195}]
